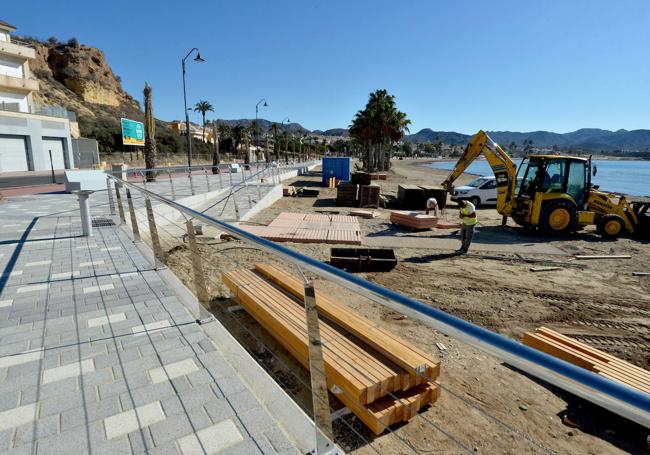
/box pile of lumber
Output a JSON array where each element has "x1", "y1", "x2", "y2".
[
  {"x1": 240, "y1": 212, "x2": 362, "y2": 245},
  {"x1": 390, "y1": 211, "x2": 438, "y2": 229},
  {"x1": 336, "y1": 183, "x2": 359, "y2": 206},
  {"x1": 523, "y1": 327, "x2": 650, "y2": 395},
  {"x1": 350, "y1": 209, "x2": 379, "y2": 219},
  {"x1": 359, "y1": 184, "x2": 381, "y2": 208},
  {"x1": 222, "y1": 263, "x2": 441, "y2": 434}
]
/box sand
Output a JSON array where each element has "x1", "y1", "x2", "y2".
[{"x1": 165, "y1": 159, "x2": 650, "y2": 454}]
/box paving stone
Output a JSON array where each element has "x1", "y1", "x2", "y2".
[
  {"x1": 148, "y1": 413, "x2": 194, "y2": 447},
  {"x1": 0, "y1": 403, "x2": 38, "y2": 432},
  {"x1": 13, "y1": 414, "x2": 59, "y2": 447},
  {"x1": 148, "y1": 358, "x2": 199, "y2": 384},
  {"x1": 177, "y1": 419, "x2": 244, "y2": 455},
  {"x1": 42, "y1": 358, "x2": 95, "y2": 385},
  {"x1": 104, "y1": 400, "x2": 166, "y2": 440},
  {"x1": 237, "y1": 406, "x2": 277, "y2": 435},
  {"x1": 203, "y1": 398, "x2": 236, "y2": 424}
]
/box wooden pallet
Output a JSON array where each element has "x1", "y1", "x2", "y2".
[
  {"x1": 390, "y1": 211, "x2": 438, "y2": 229},
  {"x1": 239, "y1": 212, "x2": 362, "y2": 245},
  {"x1": 222, "y1": 265, "x2": 441, "y2": 434},
  {"x1": 350, "y1": 209, "x2": 379, "y2": 219},
  {"x1": 522, "y1": 327, "x2": 650, "y2": 395}
]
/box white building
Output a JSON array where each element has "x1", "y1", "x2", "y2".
[{"x1": 0, "y1": 19, "x2": 76, "y2": 173}]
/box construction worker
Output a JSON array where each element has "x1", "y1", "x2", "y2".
[
  {"x1": 425, "y1": 197, "x2": 438, "y2": 216},
  {"x1": 457, "y1": 199, "x2": 477, "y2": 254}
]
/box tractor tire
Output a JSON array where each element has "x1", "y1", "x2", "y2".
[
  {"x1": 539, "y1": 200, "x2": 577, "y2": 235},
  {"x1": 596, "y1": 214, "x2": 626, "y2": 239}
]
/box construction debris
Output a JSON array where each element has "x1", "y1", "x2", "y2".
[
  {"x1": 390, "y1": 211, "x2": 438, "y2": 230},
  {"x1": 632, "y1": 272, "x2": 650, "y2": 276},
  {"x1": 330, "y1": 248, "x2": 397, "y2": 272},
  {"x1": 574, "y1": 255, "x2": 631, "y2": 260},
  {"x1": 349, "y1": 209, "x2": 379, "y2": 219},
  {"x1": 522, "y1": 327, "x2": 650, "y2": 395},
  {"x1": 530, "y1": 266, "x2": 562, "y2": 272},
  {"x1": 222, "y1": 263, "x2": 441, "y2": 434}
]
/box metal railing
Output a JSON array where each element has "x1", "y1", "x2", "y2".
[
  {"x1": 102, "y1": 169, "x2": 650, "y2": 452},
  {"x1": 0, "y1": 101, "x2": 77, "y2": 121}
]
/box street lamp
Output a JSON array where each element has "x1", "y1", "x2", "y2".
[
  {"x1": 281, "y1": 117, "x2": 290, "y2": 165},
  {"x1": 255, "y1": 98, "x2": 268, "y2": 166},
  {"x1": 181, "y1": 48, "x2": 204, "y2": 169}
]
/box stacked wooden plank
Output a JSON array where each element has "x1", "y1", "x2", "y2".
[
  {"x1": 370, "y1": 172, "x2": 387, "y2": 180},
  {"x1": 435, "y1": 220, "x2": 461, "y2": 229},
  {"x1": 350, "y1": 209, "x2": 379, "y2": 219},
  {"x1": 222, "y1": 263, "x2": 441, "y2": 434},
  {"x1": 359, "y1": 184, "x2": 381, "y2": 208},
  {"x1": 390, "y1": 211, "x2": 438, "y2": 230},
  {"x1": 523, "y1": 327, "x2": 650, "y2": 395},
  {"x1": 239, "y1": 212, "x2": 362, "y2": 245},
  {"x1": 336, "y1": 183, "x2": 359, "y2": 206}
]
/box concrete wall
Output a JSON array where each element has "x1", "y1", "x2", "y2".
[{"x1": 0, "y1": 110, "x2": 73, "y2": 171}]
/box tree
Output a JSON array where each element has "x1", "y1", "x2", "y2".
[
  {"x1": 143, "y1": 83, "x2": 157, "y2": 181},
  {"x1": 523, "y1": 139, "x2": 534, "y2": 155},
  {"x1": 231, "y1": 125, "x2": 249, "y2": 163},
  {"x1": 349, "y1": 89, "x2": 410, "y2": 171},
  {"x1": 270, "y1": 123, "x2": 280, "y2": 162},
  {"x1": 193, "y1": 101, "x2": 214, "y2": 143},
  {"x1": 217, "y1": 123, "x2": 232, "y2": 159},
  {"x1": 211, "y1": 121, "x2": 220, "y2": 173}
]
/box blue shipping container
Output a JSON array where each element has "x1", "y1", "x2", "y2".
[{"x1": 321, "y1": 157, "x2": 351, "y2": 186}]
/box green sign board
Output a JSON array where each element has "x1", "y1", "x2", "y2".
[{"x1": 121, "y1": 118, "x2": 145, "y2": 146}]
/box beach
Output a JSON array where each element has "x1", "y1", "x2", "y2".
[{"x1": 164, "y1": 159, "x2": 650, "y2": 454}]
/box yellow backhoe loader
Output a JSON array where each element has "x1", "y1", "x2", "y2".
[{"x1": 441, "y1": 130, "x2": 649, "y2": 238}]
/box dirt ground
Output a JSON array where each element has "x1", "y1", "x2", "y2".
[{"x1": 164, "y1": 159, "x2": 649, "y2": 454}]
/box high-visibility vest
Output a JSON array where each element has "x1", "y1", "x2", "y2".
[{"x1": 460, "y1": 202, "x2": 477, "y2": 226}]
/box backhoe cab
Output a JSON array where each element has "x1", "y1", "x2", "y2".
[{"x1": 441, "y1": 131, "x2": 647, "y2": 238}]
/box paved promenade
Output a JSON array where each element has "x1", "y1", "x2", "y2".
[{"x1": 0, "y1": 189, "x2": 308, "y2": 454}]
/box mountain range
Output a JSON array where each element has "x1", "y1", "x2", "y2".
[{"x1": 403, "y1": 128, "x2": 650, "y2": 152}]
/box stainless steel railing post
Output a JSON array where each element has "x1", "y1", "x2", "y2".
[
  {"x1": 303, "y1": 279, "x2": 334, "y2": 453},
  {"x1": 145, "y1": 197, "x2": 165, "y2": 269},
  {"x1": 185, "y1": 220, "x2": 210, "y2": 307},
  {"x1": 106, "y1": 177, "x2": 116, "y2": 215},
  {"x1": 229, "y1": 169, "x2": 233, "y2": 187},
  {"x1": 189, "y1": 168, "x2": 196, "y2": 196},
  {"x1": 167, "y1": 171, "x2": 177, "y2": 200},
  {"x1": 114, "y1": 181, "x2": 126, "y2": 224},
  {"x1": 203, "y1": 168, "x2": 211, "y2": 192},
  {"x1": 125, "y1": 188, "x2": 141, "y2": 242}
]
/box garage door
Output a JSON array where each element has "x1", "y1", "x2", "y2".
[
  {"x1": 0, "y1": 136, "x2": 29, "y2": 172},
  {"x1": 42, "y1": 138, "x2": 67, "y2": 169}
]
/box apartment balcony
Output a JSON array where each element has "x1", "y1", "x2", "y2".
[
  {"x1": 0, "y1": 72, "x2": 39, "y2": 93},
  {"x1": 0, "y1": 39, "x2": 36, "y2": 60},
  {"x1": 0, "y1": 102, "x2": 76, "y2": 121}
]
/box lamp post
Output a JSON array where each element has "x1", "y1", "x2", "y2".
[
  {"x1": 281, "y1": 117, "x2": 290, "y2": 165},
  {"x1": 181, "y1": 48, "x2": 204, "y2": 170},
  {"x1": 255, "y1": 98, "x2": 268, "y2": 167}
]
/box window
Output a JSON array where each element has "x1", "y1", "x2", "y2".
[
  {"x1": 517, "y1": 158, "x2": 540, "y2": 197},
  {"x1": 481, "y1": 179, "x2": 497, "y2": 189},
  {"x1": 541, "y1": 160, "x2": 567, "y2": 192},
  {"x1": 566, "y1": 160, "x2": 586, "y2": 205}
]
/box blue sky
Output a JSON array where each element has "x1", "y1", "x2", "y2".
[{"x1": 4, "y1": 1, "x2": 649, "y2": 134}]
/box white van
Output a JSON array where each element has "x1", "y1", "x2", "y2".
[{"x1": 450, "y1": 176, "x2": 497, "y2": 206}]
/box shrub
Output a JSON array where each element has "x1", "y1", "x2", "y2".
[{"x1": 67, "y1": 37, "x2": 80, "y2": 48}]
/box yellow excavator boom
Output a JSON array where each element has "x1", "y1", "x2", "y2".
[{"x1": 441, "y1": 130, "x2": 518, "y2": 215}]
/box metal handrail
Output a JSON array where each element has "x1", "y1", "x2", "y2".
[
  {"x1": 105, "y1": 172, "x2": 650, "y2": 428},
  {"x1": 124, "y1": 160, "x2": 317, "y2": 176}
]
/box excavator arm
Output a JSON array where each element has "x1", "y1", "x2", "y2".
[{"x1": 441, "y1": 130, "x2": 518, "y2": 215}]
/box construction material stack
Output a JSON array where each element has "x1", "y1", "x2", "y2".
[
  {"x1": 390, "y1": 210, "x2": 438, "y2": 229},
  {"x1": 359, "y1": 184, "x2": 381, "y2": 208},
  {"x1": 222, "y1": 263, "x2": 441, "y2": 434},
  {"x1": 336, "y1": 183, "x2": 359, "y2": 206},
  {"x1": 523, "y1": 327, "x2": 650, "y2": 395}
]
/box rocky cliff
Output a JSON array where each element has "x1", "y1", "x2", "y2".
[{"x1": 26, "y1": 38, "x2": 141, "y2": 121}]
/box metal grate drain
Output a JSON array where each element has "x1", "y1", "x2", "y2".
[{"x1": 91, "y1": 217, "x2": 116, "y2": 228}]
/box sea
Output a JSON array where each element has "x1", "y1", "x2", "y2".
[{"x1": 429, "y1": 159, "x2": 649, "y2": 197}]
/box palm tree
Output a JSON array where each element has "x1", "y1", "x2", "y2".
[
  {"x1": 270, "y1": 123, "x2": 280, "y2": 162},
  {"x1": 193, "y1": 100, "x2": 214, "y2": 143},
  {"x1": 349, "y1": 89, "x2": 410, "y2": 171},
  {"x1": 143, "y1": 83, "x2": 157, "y2": 181},
  {"x1": 231, "y1": 125, "x2": 249, "y2": 163},
  {"x1": 210, "y1": 121, "x2": 220, "y2": 173},
  {"x1": 217, "y1": 123, "x2": 232, "y2": 160}
]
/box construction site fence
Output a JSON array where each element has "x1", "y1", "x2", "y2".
[{"x1": 100, "y1": 168, "x2": 650, "y2": 454}]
